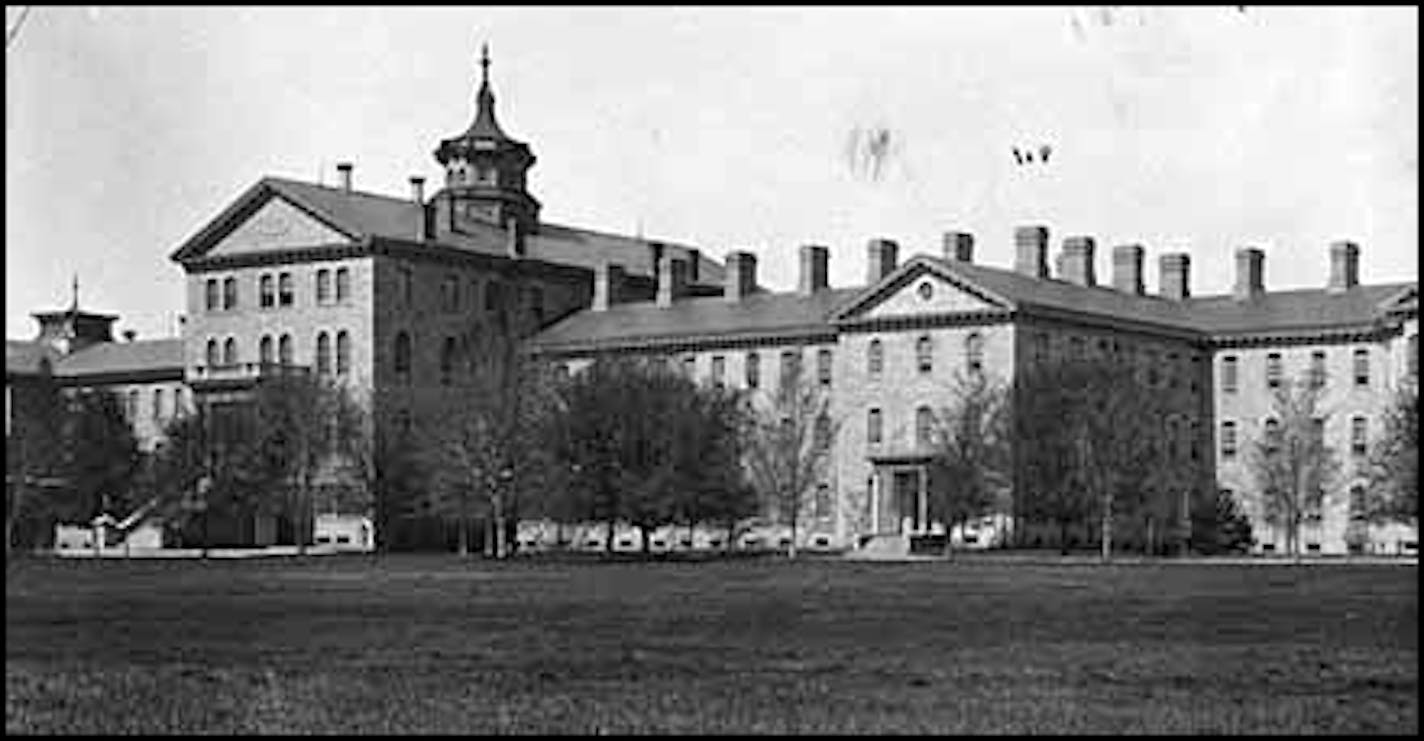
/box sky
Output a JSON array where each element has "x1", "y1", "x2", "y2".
[{"x1": 5, "y1": 6, "x2": 1418, "y2": 341}]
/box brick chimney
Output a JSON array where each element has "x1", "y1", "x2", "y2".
[
  {"x1": 943, "y1": 231, "x2": 973, "y2": 263},
  {"x1": 1327, "y1": 241, "x2": 1359, "y2": 293},
  {"x1": 1014, "y1": 225, "x2": 1049, "y2": 279},
  {"x1": 866, "y1": 238, "x2": 899, "y2": 284},
  {"x1": 410, "y1": 176, "x2": 427, "y2": 242},
  {"x1": 657, "y1": 257, "x2": 688, "y2": 307},
  {"x1": 1160, "y1": 253, "x2": 1191, "y2": 300},
  {"x1": 1061, "y1": 236, "x2": 1097, "y2": 287},
  {"x1": 592, "y1": 262, "x2": 626, "y2": 312},
  {"x1": 1233, "y1": 247, "x2": 1265, "y2": 301},
  {"x1": 799, "y1": 244, "x2": 830, "y2": 295},
  {"x1": 336, "y1": 162, "x2": 353, "y2": 193},
  {"x1": 725, "y1": 251, "x2": 758, "y2": 302},
  {"x1": 1112, "y1": 244, "x2": 1145, "y2": 295}
]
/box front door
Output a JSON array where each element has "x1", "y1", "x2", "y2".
[{"x1": 893, "y1": 469, "x2": 923, "y2": 535}]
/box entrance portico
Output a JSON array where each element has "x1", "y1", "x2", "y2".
[{"x1": 868, "y1": 456, "x2": 932, "y2": 536}]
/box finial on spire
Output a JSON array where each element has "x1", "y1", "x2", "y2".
[
  {"x1": 70, "y1": 273, "x2": 80, "y2": 312},
  {"x1": 480, "y1": 42, "x2": 491, "y2": 87}
]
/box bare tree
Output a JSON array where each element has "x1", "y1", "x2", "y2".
[
  {"x1": 1244, "y1": 376, "x2": 1342, "y2": 558},
  {"x1": 1362, "y1": 383, "x2": 1419, "y2": 528},
  {"x1": 927, "y1": 371, "x2": 1012, "y2": 556},
  {"x1": 743, "y1": 368, "x2": 837, "y2": 558}
]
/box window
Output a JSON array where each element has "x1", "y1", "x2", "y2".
[
  {"x1": 916, "y1": 335, "x2": 933, "y2": 374},
  {"x1": 1309, "y1": 350, "x2": 1327, "y2": 388},
  {"x1": 441, "y1": 336, "x2": 457, "y2": 384},
  {"x1": 336, "y1": 331, "x2": 350, "y2": 376},
  {"x1": 817, "y1": 348, "x2": 832, "y2": 387},
  {"x1": 128, "y1": 390, "x2": 140, "y2": 422},
  {"x1": 1222, "y1": 355, "x2": 1238, "y2": 394},
  {"x1": 317, "y1": 269, "x2": 331, "y2": 304},
  {"x1": 1409, "y1": 334, "x2": 1419, "y2": 378},
  {"x1": 1263, "y1": 418, "x2": 1280, "y2": 454},
  {"x1": 780, "y1": 350, "x2": 800, "y2": 388},
  {"x1": 222, "y1": 277, "x2": 237, "y2": 310},
  {"x1": 400, "y1": 266, "x2": 414, "y2": 308},
  {"x1": 1353, "y1": 348, "x2": 1369, "y2": 387},
  {"x1": 278, "y1": 334, "x2": 293, "y2": 365},
  {"x1": 1033, "y1": 332, "x2": 1049, "y2": 364},
  {"x1": 153, "y1": 388, "x2": 165, "y2": 420},
  {"x1": 966, "y1": 332, "x2": 984, "y2": 374},
  {"x1": 278, "y1": 272, "x2": 294, "y2": 307},
  {"x1": 222, "y1": 337, "x2": 237, "y2": 366},
  {"x1": 915, "y1": 406, "x2": 934, "y2": 447},
  {"x1": 867, "y1": 408, "x2": 883, "y2": 444},
  {"x1": 868, "y1": 339, "x2": 883, "y2": 375},
  {"x1": 205, "y1": 279, "x2": 219, "y2": 311},
  {"x1": 335, "y1": 268, "x2": 350, "y2": 302},
  {"x1": 711, "y1": 355, "x2": 726, "y2": 389},
  {"x1": 1350, "y1": 485, "x2": 1367, "y2": 521},
  {"x1": 260, "y1": 274, "x2": 275, "y2": 308},
  {"x1": 467, "y1": 280, "x2": 481, "y2": 313},
  {"x1": 1069, "y1": 336, "x2": 1085, "y2": 363},
  {"x1": 1351, "y1": 416, "x2": 1367, "y2": 456},
  {"x1": 1266, "y1": 352, "x2": 1282, "y2": 389},
  {"x1": 442, "y1": 274, "x2": 459, "y2": 313},
  {"x1": 530, "y1": 286, "x2": 545, "y2": 325},
  {"x1": 814, "y1": 413, "x2": 832, "y2": 451},
  {"x1": 682, "y1": 354, "x2": 696, "y2": 378},
  {"x1": 745, "y1": 352, "x2": 760, "y2": 389},
  {"x1": 259, "y1": 335, "x2": 274, "y2": 364},
  {"x1": 486, "y1": 280, "x2": 503, "y2": 312},
  {"x1": 1221, "y1": 421, "x2": 1237, "y2": 459},
  {"x1": 205, "y1": 339, "x2": 219, "y2": 367},
  {"x1": 394, "y1": 332, "x2": 412, "y2": 377},
  {"x1": 316, "y1": 332, "x2": 332, "y2": 375}
]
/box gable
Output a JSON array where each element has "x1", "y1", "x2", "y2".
[
  {"x1": 1381, "y1": 285, "x2": 1418, "y2": 315},
  {"x1": 853, "y1": 267, "x2": 1006, "y2": 321},
  {"x1": 207, "y1": 195, "x2": 354, "y2": 258}
]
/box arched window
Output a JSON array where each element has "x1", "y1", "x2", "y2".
[
  {"x1": 316, "y1": 269, "x2": 331, "y2": 304},
  {"x1": 814, "y1": 413, "x2": 832, "y2": 450},
  {"x1": 205, "y1": 279, "x2": 219, "y2": 311},
  {"x1": 260, "y1": 274, "x2": 275, "y2": 308},
  {"x1": 205, "y1": 338, "x2": 219, "y2": 367},
  {"x1": 153, "y1": 388, "x2": 165, "y2": 420},
  {"x1": 780, "y1": 350, "x2": 800, "y2": 388},
  {"x1": 440, "y1": 336, "x2": 457, "y2": 383},
  {"x1": 316, "y1": 332, "x2": 332, "y2": 375},
  {"x1": 335, "y1": 267, "x2": 350, "y2": 302},
  {"x1": 868, "y1": 339, "x2": 883, "y2": 375},
  {"x1": 817, "y1": 348, "x2": 833, "y2": 387},
  {"x1": 336, "y1": 331, "x2": 350, "y2": 375},
  {"x1": 278, "y1": 272, "x2": 294, "y2": 307},
  {"x1": 1263, "y1": 418, "x2": 1280, "y2": 453},
  {"x1": 1222, "y1": 355, "x2": 1239, "y2": 394},
  {"x1": 278, "y1": 334, "x2": 293, "y2": 365},
  {"x1": 1221, "y1": 420, "x2": 1237, "y2": 459},
  {"x1": 966, "y1": 332, "x2": 984, "y2": 374},
  {"x1": 394, "y1": 331, "x2": 412, "y2": 376},
  {"x1": 222, "y1": 337, "x2": 237, "y2": 365},
  {"x1": 259, "y1": 335, "x2": 274, "y2": 364},
  {"x1": 745, "y1": 351, "x2": 760, "y2": 389},
  {"x1": 1351, "y1": 416, "x2": 1368, "y2": 456},
  {"x1": 916, "y1": 335, "x2": 933, "y2": 374},
  {"x1": 128, "y1": 389, "x2": 140, "y2": 422},
  {"x1": 1350, "y1": 485, "x2": 1367, "y2": 521},
  {"x1": 1266, "y1": 352, "x2": 1283, "y2": 388},
  {"x1": 222, "y1": 277, "x2": 237, "y2": 310},
  {"x1": 916, "y1": 406, "x2": 934, "y2": 447},
  {"x1": 442, "y1": 274, "x2": 459, "y2": 313},
  {"x1": 867, "y1": 408, "x2": 883, "y2": 444}
]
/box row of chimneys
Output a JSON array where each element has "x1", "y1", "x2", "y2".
[
  {"x1": 330, "y1": 162, "x2": 1364, "y2": 306},
  {"x1": 592, "y1": 227, "x2": 1364, "y2": 312}
]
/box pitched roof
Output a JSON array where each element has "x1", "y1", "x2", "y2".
[
  {"x1": 5, "y1": 340, "x2": 54, "y2": 376},
  {"x1": 530, "y1": 287, "x2": 862, "y2": 352},
  {"x1": 1184, "y1": 282, "x2": 1416, "y2": 336},
  {"x1": 52, "y1": 339, "x2": 184, "y2": 379},
  {"x1": 173, "y1": 177, "x2": 723, "y2": 284}
]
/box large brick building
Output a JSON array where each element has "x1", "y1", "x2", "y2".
[{"x1": 7, "y1": 48, "x2": 1418, "y2": 555}]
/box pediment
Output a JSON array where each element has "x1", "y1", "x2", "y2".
[
  {"x1": 833, "y1": 259, "x2": 1011, "y2": 322},
  {"x1": 206, "y1": 195, "x2": 355, "y2": 258},
  {"x1": 1380, "y1": 285, "x2": 1418, "y2": 315}
]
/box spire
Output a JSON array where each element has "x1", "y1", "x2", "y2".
[
  {"x1": 70, "y1": 273, "x2": 80, "y2": 312},
  {"x1": 468, "y1": 40, "x2": 507, "y2": 140}
]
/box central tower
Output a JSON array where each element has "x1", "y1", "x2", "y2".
[{"x1": 432, "y1": 43, "x2": 541, "y2": 237}]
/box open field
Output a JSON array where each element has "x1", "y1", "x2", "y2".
[{"x1": 6, "y1": 555, "x2": 1417, "y2": 733}]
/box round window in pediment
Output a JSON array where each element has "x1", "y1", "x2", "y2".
[{"x1": 918, "y1": 281, "x2": 934, "y2": 301}]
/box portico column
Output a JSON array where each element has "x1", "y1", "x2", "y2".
[
  {"x1": 869, "y1": 472, "x2": 879, "y2": 534},
  {"x1": 918, "y1": 466, "x2": 928, "y2": 535}
]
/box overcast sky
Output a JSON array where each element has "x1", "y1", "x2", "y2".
[{"x1": 5, "y1": 6, "x2": 1418, "y2": 340}]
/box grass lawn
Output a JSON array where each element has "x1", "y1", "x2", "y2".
[{"x1": 5, "y1": 555, "x2": 1417, "y2": 733}]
